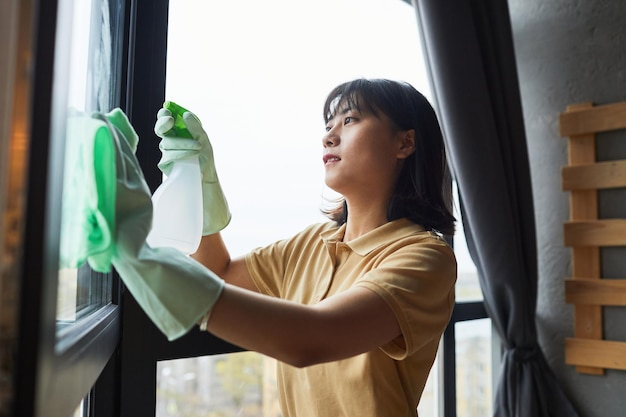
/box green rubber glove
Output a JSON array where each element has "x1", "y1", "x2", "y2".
[
  {"x1": 154, "y1": 108, "x2": 231, "y2": 235},
  {"x1": 100, "y1": 109, "x2": 225, "y2": 340}
]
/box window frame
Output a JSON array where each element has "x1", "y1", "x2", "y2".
[{"x1": 13, "y1": 0, "x2": 127, "y2": 416}]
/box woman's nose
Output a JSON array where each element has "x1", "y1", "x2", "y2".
[{"x1": 323, "y1": 133, "x2": 338, "y2": 148}]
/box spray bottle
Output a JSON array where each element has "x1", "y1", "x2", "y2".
[{"x1": 146, "y1": 101, "x2": 203, "y2": 254}]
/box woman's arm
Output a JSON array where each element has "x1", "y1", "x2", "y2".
[
  {"x1": 192, "y1": 233, "x2": 258, "y2": 292},
  {"x1": 205, "y1": 284, "x2": 401, "y2": 368}
]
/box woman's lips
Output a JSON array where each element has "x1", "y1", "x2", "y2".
[{"x1": 323, "y1": 154, "x2": 340, "y2": 165}]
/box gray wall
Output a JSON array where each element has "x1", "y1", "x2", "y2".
[{"x1": 508, "y1": 1, "x2": 626, "y2": 416}]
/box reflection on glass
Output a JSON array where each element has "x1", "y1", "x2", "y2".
[
  {"x1": 56, "y1": 268, "x2": 79, "y2": 322},
  {"x1": 56, "y1": 0, "x2": 119, "y2": 331},
  {"x1": 57, "y1": 264, "x2": 112, "y2": 323},
  {"x1": 72, "y1": 399, "x2": 85, "y2": 417},
  {"x1": 55, "y1": 0, "x2": 91, "y2": 328},
  {"x1": 455, "y1": 319, "x2": 493, "y2": 417}
]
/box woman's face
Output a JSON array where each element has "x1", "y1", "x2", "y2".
[{"x1": 322, "y1": 104, "x2": 412, "y2": 199}]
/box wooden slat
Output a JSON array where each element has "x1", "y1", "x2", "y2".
[
  {"x1": 565, "y1": 338, "x2": 626, "y2": 371},
  {"x1": 560, "y1": 101, "x2": 626, "y2": 136},
  {"x1": 562, "y1": 160, "x2": 626, "y2": 190},
  {"x1": 564, "y1": 219, "x2": 626, "y2": 247},
  {"x1": 566, "y1": 106, "x2": 599, "y2": 270},
  {"x1": 571, "y1": 246, "x2": 602, "y2": 375},
  {"x1": 571, "y1": 247, "x2": 600, "y2": 284},
  {"x1": 564, "y1": 102, "x2": 603, "y2": 374},
  {"x1": 565, "y1": 278, "x2": 626, "y2": 306}
]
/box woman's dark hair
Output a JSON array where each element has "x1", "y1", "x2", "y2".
[{"x1": 321, "y1": 78, "x2": 455, "y2": 235}]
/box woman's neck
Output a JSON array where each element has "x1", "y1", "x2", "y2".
[{"x1": 342, "y1": 200, "x2": 389, "y2": 242}]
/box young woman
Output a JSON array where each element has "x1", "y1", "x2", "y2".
[{"x1": 154, "y1": 78, "x2": 457, "y2": 416}]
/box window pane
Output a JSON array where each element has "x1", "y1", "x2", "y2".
[
  {"x1": 56, "y1": 0, "x2": 120, "y2": 332},
  {"x1": 158, "y1": 353, "x2": 440, "y2": 417},
  {"x1": 157, "y1": 353, "x2": 279, "y2": 416},
  {"x1": 455, "y1": 319, "x2": 493, "y2": 417},
  {"x1": 418, "y1": 352, "x2": 441, "y2": 417},
  {"x1": 165, "y1": 0, "x2": 432, "y2": 256}
]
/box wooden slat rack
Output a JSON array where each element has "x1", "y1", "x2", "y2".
[{"x1": 559, "y1": 101, "x2": 626, "y2": 374}]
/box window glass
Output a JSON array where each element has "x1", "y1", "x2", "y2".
[
  {"x1": 56, "y1": 0, "x2": 120, "y2": 331},
  {"x1": 158, "y1": 353, "x2": 279, "y2": 416},
  {"x1": 453, "y1": 181, "x2": 483, "y2": 301},
  {"x1": 159, "y1": 0, "x2": 439, "y2": 415},
  {"x1": 158, "y1": 353, "x2": 442, "y2": 416},
  {"x1": 418, "y1": 352, "x2": 442, "y2": 417},
  {"x1": 455, "y1": 318, "x2": 493, "y2": 417},
  {"x1": 163, "y1": 0, "x2": 432, "y2": 256}
]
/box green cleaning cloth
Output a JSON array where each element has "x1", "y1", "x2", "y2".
[
  {"x1": 59, "y1": 113, "x2": 116, "y2": 272},
  {"x1": 61, "y1": 109, "x2": 224, "y2": 340}
]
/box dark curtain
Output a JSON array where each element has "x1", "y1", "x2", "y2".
[{"x1": 412, "y1": 1, "x2": 579, "y2": 416}]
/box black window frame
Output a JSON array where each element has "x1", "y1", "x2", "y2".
[{"x1": 14, "y1": 0, "x2": 128, "y2": 416}]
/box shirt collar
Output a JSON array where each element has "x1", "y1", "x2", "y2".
[{"x1": 319, "y1": 218, "x2": 425, "y2": 256}]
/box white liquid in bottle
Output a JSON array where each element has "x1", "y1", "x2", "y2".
[{"x1": 146, "y1": 155, "x2": 203, "y2": 254}]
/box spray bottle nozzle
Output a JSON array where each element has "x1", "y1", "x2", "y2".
[{"x1": 164, "y1": 100, "x2": 194, "y2": 139}]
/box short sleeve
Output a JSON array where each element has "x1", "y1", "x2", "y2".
[
  {"x1": 356, "y1": 237, "x2": 457, "y2": 360},
  {"x1": 245, "y1": 222, "x2": 334, "y2": 298},
  {"x1": 245, "y1": 238, "x2": 290, "y2": 297}
]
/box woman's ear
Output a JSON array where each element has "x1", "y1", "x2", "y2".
[{"x1": 396, "y1": 129, "x2": 416, "y2": 159}]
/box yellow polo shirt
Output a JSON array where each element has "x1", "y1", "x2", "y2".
[{"x1": 245, "y1": 218, "x2": 456, "y2": 417}]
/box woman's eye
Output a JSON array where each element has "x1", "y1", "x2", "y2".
[
  {"x1": 344, "y1": 116, "x2": 353, "y2": 125},
  {"x1": 325, "y1": 125, "x2": 332, "y2": 132}
]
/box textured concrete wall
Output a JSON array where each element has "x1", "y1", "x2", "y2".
[{"x1": 508, "y1": 1, "x2": 626, "y2": 416}]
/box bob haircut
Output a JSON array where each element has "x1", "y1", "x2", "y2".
[{"x1": 321, "y1": 78, "x2": 455, "y2": 235}]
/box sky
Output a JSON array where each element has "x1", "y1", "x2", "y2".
[{"x1": 164, "y1": 0, "x2": 477, "y2": 278}]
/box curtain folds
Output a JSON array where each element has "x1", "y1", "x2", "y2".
[{"x1": 412, "y1": 1, "x2": 579, "y2": 416}]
